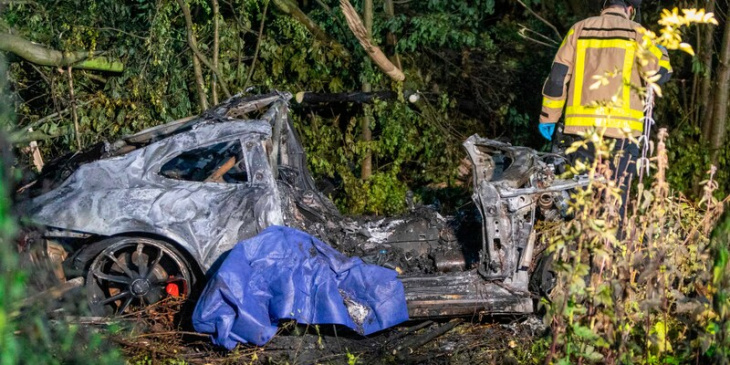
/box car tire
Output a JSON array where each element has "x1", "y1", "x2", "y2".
[{"x1": 85, "y1": 236, "x2": 194, "y2": 316}]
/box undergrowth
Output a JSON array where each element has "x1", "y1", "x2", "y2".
[
  {"x1": 537, "y1": 127, "x2": 727, "y2": 364},
  {"x1": 0, "y1": 55, "x2": 123, "y2": 365},
  {"x1": 532, "y1": 8, "x2": 730, "y2": 364}
]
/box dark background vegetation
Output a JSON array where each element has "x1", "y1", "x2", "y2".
[
  {"x1": 3, "y1": 0, "x2": 730, "y2": 364},
  {"x1": 1, "y1": 0, "x2": 725, "y2": 215}
]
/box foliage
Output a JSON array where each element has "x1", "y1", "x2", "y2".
[
  {"x1": 537, "y1": 9, "x2": 729, "y2": 364},
  {"x1": 540, "y1": 127, "x2": 725, "y2": 364},
  {"x1": 0, "y1": 54, "x2": 123, "y2": 364},
  {"x1": 2, "y1": 0, "x2": 559, "y2": 215},
  {"x1": 296, "y1": 96, "x2": 467, "y2": 214}
]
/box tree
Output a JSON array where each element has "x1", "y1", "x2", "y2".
[
  {"x1": 709, "y1": 11, "x2": 730, "y2": 164},
  {"x1": 699, "y1": 0, "x2": 716, "y2": 140}
]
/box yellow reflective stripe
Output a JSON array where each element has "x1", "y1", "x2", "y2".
[
  {"x1": 659, "y1": 58, "x2": 672, "y2": 72},
  {"x1": 579, "y1": 38, "x2": 634, "y2": 50},
  {"x1": 623, "y1": 46, "x2": 635, "y2": 113},
  {"x1": 566, "y1": 105, "x2": 644, "y2": 120},
  {"x1": 565, "y1": 116, "x2": 643, "y2": 132},
  {"x1": 574, "y1": 40, "x2": 587, "y2": 107},
  {"x1": 560, "y1": 28, "x2": 574, "y2": 49},
  {"x1": 573, "y1": 38, "x2": 638, "y2": 118},
  {"x1": 648, "y1": 43, "x2": 663, "y2": 60},
  {"x1": 542, "y1": 98, "x2": 566, "y2": 109},
  {"x1": 574, "y1": 38, "x2": 634, "y2": 107}
]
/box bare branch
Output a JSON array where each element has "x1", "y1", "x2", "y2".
[
  {"x1": 244, "y1": 1, "x2": 269, "y2": 90},
  {"x1": 212, "y1": 0, "x2": 220, "y2": 104},
  {"x1": 67, "y1": 67, "x2": 82, "y2": 150},
  {"x1": 515, "y1": 0, "x2": 562, "y2": 42},
  {"x1": 340, "y1": 0, "x2": 405, "y2": 81},
  {"x1": 518, "y1": 24, "x2": 559, "y2": 45},
  {"x1": 518, "y1": 27, "x2": 559, "y2": 48},
  {"x1": 177, "y1": 0, "x2": 231, "y2": 103}
]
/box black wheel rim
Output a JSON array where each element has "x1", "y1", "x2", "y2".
[{"x1": 86, "y1": 238, "x2": 191, "y2": 316}]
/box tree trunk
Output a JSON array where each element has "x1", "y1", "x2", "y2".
[
  {"x1": 0, "y1": 33, "x2": 123, "y2": 72},
  {"x1": 700, "y1": 0, "x2": 717, "y2": 141},
  {"x1": 709, "y1": 11, "x2": 730, "y2": 164},
  {"x1": 177, "y1": 0, "x2": 231, "y2": 106},
  {"x1": 360, "y1": 0, "x2": 373, "y2": 180},
  {"x1": 244, "y1": 1, "x2": 269, "y2": 90},
  {"x1": 212, "y1": 0, "x2": 220, "y2": 105},
  {"x1": 384, "y1": 0, "x2": 401, "y2": 70},
  {"x1": 177, "y1": 0, "x2": 209, "y2": 110}
]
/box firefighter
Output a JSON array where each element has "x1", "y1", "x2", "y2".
[{"x1": 538, "y1": 0, "x2": 672, "y2": 218}]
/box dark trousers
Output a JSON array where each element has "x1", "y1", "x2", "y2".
[{"x1": 563, "y1": 136, "x2": 639, "y2": 220}]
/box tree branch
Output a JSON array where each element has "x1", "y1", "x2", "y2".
[
  {"x1": 177, "y1": 0, "x2": 232, "y2": 102},
  {"x1": 0, "y1": 33, "x2": 124, "y2": 72},
  {"x1": 244, "y1": 0, "x2": 268, "y2": 90},
  {"x1": 212, "y1": 0, "x2": 220, "y2": 104},
  {"x1": 340, "y1": 0, "x2": 405, "y2": 81},
  {"x1": 515, "y1": 0, "x2": 562, "y2": 42},
  {"x1": 384, "y1": 0, "x2": 402, "y2": 70},
  {"x1": 271, "y1": 0, "x2": 350, "y2": 60},
  {"x1": 22, "y1": 98, "x2": 98, "y2": 131},
  {"x1": 66, "y1": 67, "x2": 82, "y2": 150},
  {"x1": 518, "y1": 27, "x2": 558, "y2": 48},
  {"x1": 177, "y1": 0, "x2": 208, "y2": 109}
]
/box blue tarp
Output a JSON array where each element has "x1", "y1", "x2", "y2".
[{"x1": 192, "y1": 226, "x2": 409, "y2": 348}]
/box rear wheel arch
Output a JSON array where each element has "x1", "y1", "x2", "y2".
[{"x1": 72, "y1": 232, "x2": 205, "y2": 283}]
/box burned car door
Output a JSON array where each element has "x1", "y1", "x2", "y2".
[{"x1": 146, "y1": 130, "x2": 283, "y2": 270}]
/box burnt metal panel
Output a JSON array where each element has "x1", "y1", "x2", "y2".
[
  {"x1": 24, "y1": 120, "x2": 282, "y2": 270},
  {"x1": 402, "y1": 270, "x2": 533, "y2": 318},
  {"x1": 464, "y1": 135, "x2": 590, "y2": 289}
]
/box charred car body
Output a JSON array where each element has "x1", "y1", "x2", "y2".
[{"x1": 20, "y1": 92, "x2": 588, "y2": 318}]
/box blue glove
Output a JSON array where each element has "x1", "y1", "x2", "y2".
[{"x1": 539, "y1": 123, "x2": 555, "y2": 141}]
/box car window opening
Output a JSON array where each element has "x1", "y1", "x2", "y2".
[{"x1": 159, "y1": 141, "x2": 248, "y2": 183}]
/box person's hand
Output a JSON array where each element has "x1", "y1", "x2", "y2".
[{"x1": 539, "y1": 123, "x2": 555, "y2": 141}]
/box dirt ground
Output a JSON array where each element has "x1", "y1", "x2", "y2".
[{"x1": 109, "y1": 298, "x2": 546, "y2": 365}]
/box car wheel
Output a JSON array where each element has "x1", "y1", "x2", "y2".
[{"x1": 86, "y1": 237, "x2": 193, "y2": 316}]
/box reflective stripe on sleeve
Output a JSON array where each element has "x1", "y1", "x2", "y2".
[
  {"x1": 560, "y1": 28, "x2": 575, "y2": 49},
  {"x1": 542, "y1": 98, "x2": 566, "y2": 109},
  {"x1": 659, "y1": 58, "x2": 672, "y2": 72}
]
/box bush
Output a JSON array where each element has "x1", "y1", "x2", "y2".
[{"x1": 538, "y1": 128, "x2": 728, "y2": 364}]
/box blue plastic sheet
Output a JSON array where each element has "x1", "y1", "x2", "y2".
[{"x1": 192, "y1": 226, "x2": 409, "y2": 348}]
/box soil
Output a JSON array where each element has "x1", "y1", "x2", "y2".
[{"x1": 112, "y1": 298, "x2": 546, "y2": 364}]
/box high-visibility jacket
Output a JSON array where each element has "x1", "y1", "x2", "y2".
[{"x1": 539, "y1": 8, "x2": 672, "y2": 139}]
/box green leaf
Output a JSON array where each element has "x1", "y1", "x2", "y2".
[{"x1": 572, "y1": 324, "x2": 599, "y2": 341}]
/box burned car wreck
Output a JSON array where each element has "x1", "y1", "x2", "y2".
[{"x1": 20, "y1": 92, "x2": 588, "y2": 319}]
